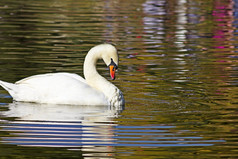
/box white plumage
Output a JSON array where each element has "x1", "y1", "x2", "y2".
[{"x1": 0, "y1": 44, "x2": 125, "y2": 107}]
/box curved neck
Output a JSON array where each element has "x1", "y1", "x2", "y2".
[
  {"x1": 83, "y1": 49, "x2": 116, "y2": 100},
  {"x1": 83, "y1": 49, "x2": 100, "y2": 81}
]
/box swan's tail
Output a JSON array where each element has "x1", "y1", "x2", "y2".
[{"x1": 0, "y1": 80, "x2": 18, "y2": 98}]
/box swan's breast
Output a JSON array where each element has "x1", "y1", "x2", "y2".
[{"x1": 107, "y1": 87, "x2": 125, "y2": 107}]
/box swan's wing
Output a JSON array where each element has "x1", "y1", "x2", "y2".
[{"x1": 10, "y1": 73, "x2": 108, "y2": 105}]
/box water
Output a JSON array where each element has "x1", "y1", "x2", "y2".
[{"x1": 0, "y1": 0, "x2": 238, "y2": 158}]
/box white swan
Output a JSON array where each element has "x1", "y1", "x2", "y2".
[{"x1": 0, "y1": 44, "x2": 125, "y2": 106}]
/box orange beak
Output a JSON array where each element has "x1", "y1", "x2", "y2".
[{"x1": 109, "y1": 65, "x2": 116, "y2": 80}]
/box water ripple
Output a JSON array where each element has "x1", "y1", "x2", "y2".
[{"x1": 0, "y1": 102, "x2": 225, "y2": 148}]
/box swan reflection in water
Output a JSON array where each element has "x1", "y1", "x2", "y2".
[{"x1": 0, "y1": 102, "x2": 123, "y2": 157}]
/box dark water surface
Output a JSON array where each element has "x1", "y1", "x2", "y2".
[{"x1": 0, "y1": 0, "x2": 238, "y2": 158}]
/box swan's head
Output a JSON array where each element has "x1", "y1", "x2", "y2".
[
  {"x1": 99, "y1": 44, "x2": 119, "y2": 80},
  {"x1": 86, "y1": 44, "x2": 119, "y2": 80}
]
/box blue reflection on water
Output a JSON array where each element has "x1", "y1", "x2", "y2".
[{"x1": 0, "y1": 102, "x2": 225, "y2": 148}]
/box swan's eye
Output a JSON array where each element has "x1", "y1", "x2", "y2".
[{"x1": 109, "y1": 58, "x2": 118, "y2": 69}]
